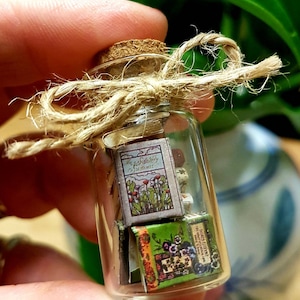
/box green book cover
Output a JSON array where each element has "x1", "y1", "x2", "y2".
[{"x1": 132, "y1": 214, "x2": 222, "y2": 291}]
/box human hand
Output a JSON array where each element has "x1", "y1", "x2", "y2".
[
  {"x1": 0, "y1": 0, "x2": 167, "y2": 241},
  {"x1": 0, "y1": 0, "x2": 218, "y2": 299}
]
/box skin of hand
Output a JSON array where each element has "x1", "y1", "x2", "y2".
[{"x1": 0, "y1": 0, "x2": 218, "y2": 299}]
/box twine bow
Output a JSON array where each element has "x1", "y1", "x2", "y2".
[{"x1": 5, "y1": 32, "x2": 282, "y2": 159}]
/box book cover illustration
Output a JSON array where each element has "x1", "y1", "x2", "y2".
[
  {"x1": 131, "y1": 214, "x2": 222, "y2": 291},
  {"x1": 114, "y1": 138, "x2": 184, "y2": 226}
]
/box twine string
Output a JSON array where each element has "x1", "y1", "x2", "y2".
[
  {"x1": 161, "y1": 33, "x2": 242, "y2": 79},
  {"x1": 5, "y1": 32, "x2": 282, "y2": 159}
]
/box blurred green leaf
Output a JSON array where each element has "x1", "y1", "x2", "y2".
[
  {"x1": 224, "y1": 0, "x2": 300, "y2": 65},
  {"x1": 133, "y1": 0, "x2": 300, "y2": 136},
  {"x1": 203, "y1": 92, "x2": 300, "y2": 135}
]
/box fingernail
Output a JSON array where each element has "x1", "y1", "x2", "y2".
[
  {"x1": 0, "y1": 203, "x2": 8, "y2": 219},
  {"x1": 5, "y1": 235, "x2": 30, "y2": 251},
  {"x1": 0, "y1": 235, "x2": 30, "y2": 277}
]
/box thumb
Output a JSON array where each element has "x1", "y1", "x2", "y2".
[
  {"x1": 0, "y1": 281, "x2": 112, "y2": 300},
  {"x1": 0, "y1": 236, "x2": 111, "y2": 299},
  {"x1": 0, "y1": 236, "x2": 91, "y2": 284}
]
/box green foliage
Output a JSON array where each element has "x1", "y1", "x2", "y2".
[
  {"x1": 134, "y1": 0, "x2": 300, "y2": 137},
  {"x1": 225, "y1": 0, "x2": 300, "y2": 65},
  {"x1": 216, "y1": 0, "x2": 300, "y2": 136}
]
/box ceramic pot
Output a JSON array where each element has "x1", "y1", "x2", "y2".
[
  {"x1": 205, "y1": 122, "x2": 300, "y2": 299},
  {"x1": 73, "y1": 121, "x2": 300, "y2": 299}
]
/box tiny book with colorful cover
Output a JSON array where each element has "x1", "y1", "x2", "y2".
[
  {"x1": 131, "y1": 214, "x2": 222, "y2": 291},
  {"x1": 114, "y1": 138, "x2": 185, "y2": 226}
]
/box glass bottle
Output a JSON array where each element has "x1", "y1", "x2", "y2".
[{"x1": 88, "y1": 39, "x2": 230, "y2": 299}]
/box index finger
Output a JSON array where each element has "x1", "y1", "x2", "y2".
[
  {"x1": 0, "y1": 0, "x2": 168, "y2": 241},
  {"x1": 0, "y1": 0, "x2": 168, "y2": 87}
]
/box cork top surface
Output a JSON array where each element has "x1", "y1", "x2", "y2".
[{"x1": 98, "y1": 39, "x2": 167, "y2": 64}]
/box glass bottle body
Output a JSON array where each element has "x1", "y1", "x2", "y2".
[{"x1": 90, "y1": 108, "x2": 230, "y2": 299}]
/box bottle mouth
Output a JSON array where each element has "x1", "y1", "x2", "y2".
[{"x1": 87, "y1": 39, "x2": 169, "y2": 78}]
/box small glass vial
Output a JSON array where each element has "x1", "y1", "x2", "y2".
[{"x1": 88, "y1": 39, "x2": 230, "y2": 299}]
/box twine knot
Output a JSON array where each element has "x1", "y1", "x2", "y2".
[{"x1": 5, "y1": 32, "x2": 282, "y2": 159}]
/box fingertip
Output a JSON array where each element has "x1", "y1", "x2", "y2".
[
  {"x1": 188, "y1": 91, "x2": 215, "y2": 122},
  {"x1": 204, "y1": 286, "x2": 225, "y2": 300},
  {"x1": 123, "y1": 0, "x2": 168, "y2": 41}
]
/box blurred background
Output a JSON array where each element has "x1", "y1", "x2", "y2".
[{"x1": 1, "y1": 1, "x2": 300, "y2": 299}]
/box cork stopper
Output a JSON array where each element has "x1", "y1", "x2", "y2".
[
  {"x1": 90, "y1": 39, "x2": 168, "y2": 77},
  {"x1": 98, "y1": 39, "x2": 167, "y2": 64}
]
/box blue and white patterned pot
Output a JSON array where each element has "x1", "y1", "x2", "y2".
[{"x1": 206, "y1": 122, "x2": 300, "y2": 299}]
